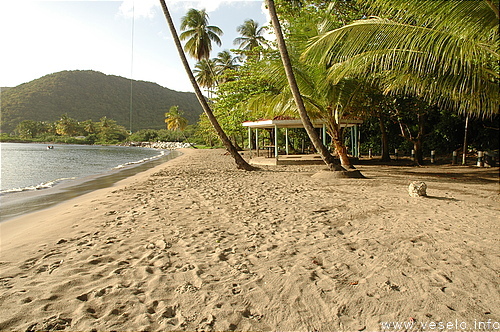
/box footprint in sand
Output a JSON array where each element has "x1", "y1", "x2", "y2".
[{"x1": 231, "y1": 283, "x2": 242, "y2": 295}]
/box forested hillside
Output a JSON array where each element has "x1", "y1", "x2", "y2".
[{"x1": 0, "y1": 70, "x2": 203, "y2": 133}]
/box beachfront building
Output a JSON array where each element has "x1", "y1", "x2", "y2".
[{"x1": 242, "y1": 116, "x2": 363, "y2": 165}]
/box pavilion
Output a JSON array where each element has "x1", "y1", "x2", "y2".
[{"x1": 242, "y1": 117, "x2": 363, "y2": 165}]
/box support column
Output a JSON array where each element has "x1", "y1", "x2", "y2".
[
  {"x1": 350, "y1": 126, "x2": 354, "y2": 156},
  {"x1": 255, "y1": 128, "x2": 259, "y2": 157},
  {"x1": 274, "y1": 124, "x2": 279, "y2": 159},
  {"x1": 352, "y1": 125, "x2": 359, "y2": 158},
  {"x1": 357, "y1": 125, "x2": 360, "y2": 158},
  {"x1": 285, "y1": 128, "x2": 289, "y2": 155},
  {"x1": 247, "y1": 127, "x2": 251, "y2": 150},
  {"x1": 322, "y1": 123, "x2": 327, "y2": 147}
]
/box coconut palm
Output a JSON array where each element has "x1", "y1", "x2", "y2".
[
  {"x1": 304, "y1": 0, "x2": 499, "y2": 117},
  {"x1": 234, "y1": 19, "x2": 269, "y2": 51},
  {"x1": 215, "y1": 51, "x2": 239, "y2": 72},
  {"x1": 214, "y1": 50, "x2": 240, "y2": 84},
  {"x1": 194, "y1": 58, "x2": 218, "y2": 97},
  {"x1": 264, "y1": 0, "x2": 345, "y2": 171},
  {"x1": 158, "y1": 1, "x2": 255, "y2": 171},
  {"x1": 165, "y1": 105, "x2": 188, "y2": 131},
  {"x1": 179, "y1": 8, "x2": 223, "y2": 61}
]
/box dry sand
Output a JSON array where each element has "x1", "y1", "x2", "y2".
[{"x1": 0, "y1": 148, "x2": 499, "y2": 331}]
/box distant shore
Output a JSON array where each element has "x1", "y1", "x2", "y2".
[{"x1": 0, "y1": 149, "x2": 498, "y2": 331}]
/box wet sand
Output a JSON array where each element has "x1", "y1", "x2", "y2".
[{"x1": 0, "y1": 148, "x2": 498, "y2": 331}]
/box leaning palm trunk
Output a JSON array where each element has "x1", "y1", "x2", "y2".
[
  {"x1": 265, "y1": 0, "x2": 343, "y2": 171},
  {"x1": 159, "y1": 0, "x2": 254, "y2": 171},
  {"x1": 325, "y1": 120, "x2": 352, "y2": 169}
]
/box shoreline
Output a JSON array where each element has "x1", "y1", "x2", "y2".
[
  {"x1": 0, "y1": 147, "x2": 181, "y2": 223},
  {"x1": 0, "y1": 149, "x2": 498, "y2": 331}
]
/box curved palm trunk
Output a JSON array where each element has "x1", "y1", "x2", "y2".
[
  {"x1": 265, "y1": 0, "x2": 343, "y2": 171},
  {"x1": 327, "y1": 123, "x2": 353, "y2": 168},
  {"x1": 159, "y1": 0, "x2": 255, "y2": 171}
]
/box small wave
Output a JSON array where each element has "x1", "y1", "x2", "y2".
[
  {"x1": 1, "y1": 177, "x2": 77, "y2": 194},
  {"x1": 113, "y1": 150, "x2": 166, "y2": 169}
]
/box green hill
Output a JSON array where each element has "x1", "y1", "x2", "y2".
[{"x1": 0, "y1": 70, "x2": 203, "y2": 133}]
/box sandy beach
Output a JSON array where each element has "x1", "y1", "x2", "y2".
[{"x1": 1, "y1": 148, "x2": 498, "y2": 331}]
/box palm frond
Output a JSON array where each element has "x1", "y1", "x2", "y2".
[{"x1": 303, "y1": 6, "x2": 499, "y2": 116}]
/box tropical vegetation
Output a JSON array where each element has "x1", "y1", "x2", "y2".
[
  {"x1": 189, "y1": 0, "x2": 498, "y2": 166},
  {"x1": 3, "y1": 114, "x2": 128, "y2": 145},
  {"x1": 0, "y1": 70, "x2": 203, "y2": 133}
]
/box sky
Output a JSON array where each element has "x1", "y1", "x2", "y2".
[{"x1": 0, "y1": 0, "x2": 272, "y2": 92}]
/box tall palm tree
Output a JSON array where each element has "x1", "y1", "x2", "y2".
[
  {"x1": 264, "y1": 0, "x2": 344, "y2": 171},
  {"x1": 158, "y1": 1, "x2": 255, "y2": 171},
  {"x1": 234, "y1": 19, "x2": 269, "y2": 51},
  {"x1": 179, "y1": 8, "x2": 223, "y2": 61},
  {"x1": 304, "y1": 0, "x2": 499, "y2": 117}
]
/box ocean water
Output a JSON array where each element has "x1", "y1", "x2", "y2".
[{"x1": 0, "y1": 143, "x2": 178, "y2": 221}]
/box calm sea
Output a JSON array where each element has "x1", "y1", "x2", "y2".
[{"x1": 0, "y1": 143, "x2": 178, "y2": 221}]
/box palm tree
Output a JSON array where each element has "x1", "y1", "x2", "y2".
[
  {"x1": 264, "y1": 0, "x2": 345, "y2": 171},
  {"x1": 179, "y1": 8, "x2": 223, "y2": 61},
  {"x1": 215, "y1": 51, "x2": 239, "y2": 72},
  {"x1": 234, "y1": 19, "x2": 269, "y2": 51},
  {"x1": 194, "y1": 58, "x2": 218, "y2": 97},
  {"x1": 214, "y1": 50, "x2": 239, "y2": 84},
  {"x1": 158, "y1": 1, "x2": 255, "y2": 171},
  {"x1": 304, "y1": 0, "x2": 499, "y2": 117},
  {"x1": 247, "y1": 54, "x2": 361, "y2": 169},
  {"x1": 165, "y1": 105, "x2": 188, "y2": 131}
]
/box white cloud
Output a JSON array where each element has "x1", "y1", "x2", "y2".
[
  {"x1": 163, "y1": 0, "x2": 263, "y2": 13},
  {"x1": 118, "y1": 0, "x2": 158, "y2": 19}
]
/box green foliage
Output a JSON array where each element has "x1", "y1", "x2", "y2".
[
  {"x1": 202, "y1": 55, "x2": 276, "y2": 146},
  {"x1": 15, "y1": 120, "x2": 50, "y2": 139},
  {"x1": 304, "y1": 0, "x2": 499, "y2": 116},
  {"x1": 0, "y1": 70, "x2": 203, "y2": 133},
  {"x1": 96, "y1": 116, "x2": 129, "y2": 144},
  {"x1": 5, "y1": 114, "x2": 129, "y2": 145}
]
